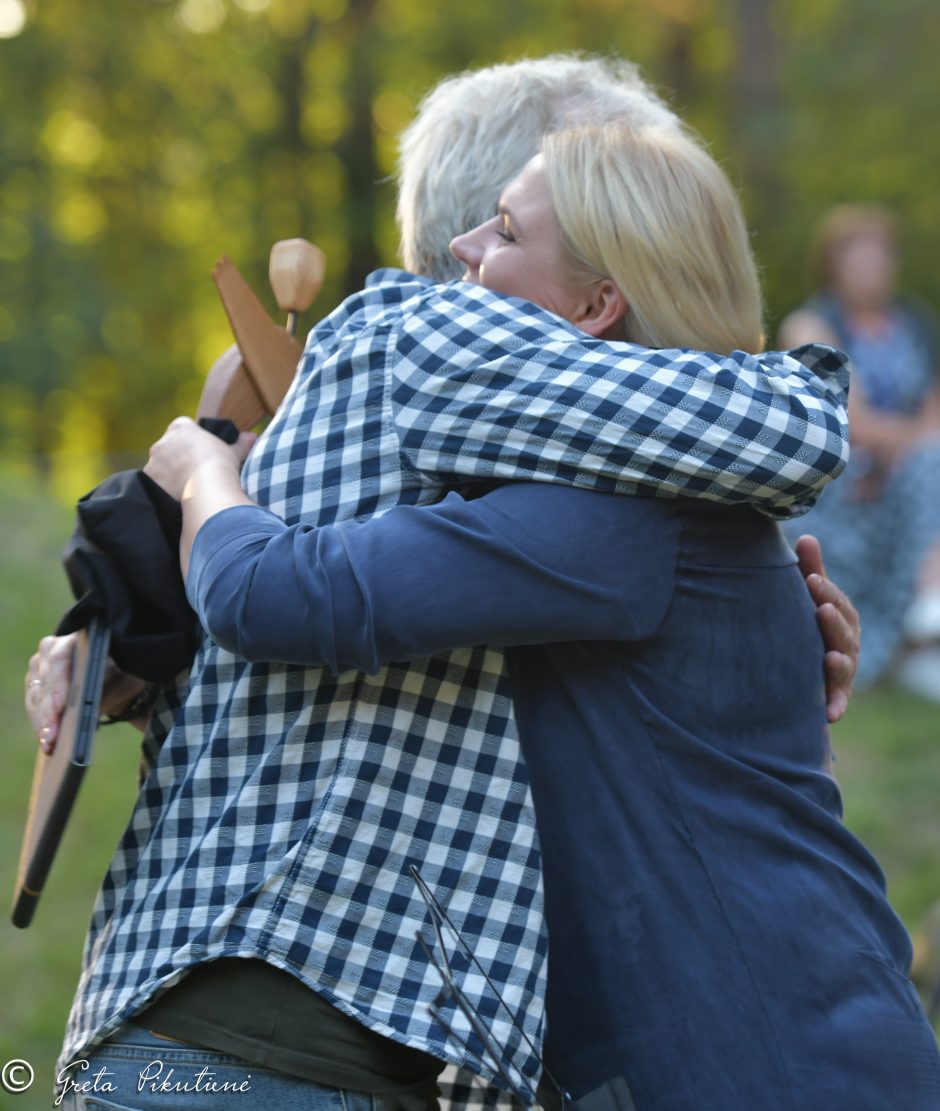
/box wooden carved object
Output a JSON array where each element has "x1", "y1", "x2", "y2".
[{"x1": 197, "y1": 239, "x2": 325, "y2": 429}]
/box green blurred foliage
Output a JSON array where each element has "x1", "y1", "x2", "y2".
[{"x1": 1, "y1": 0, "x2": 939, "y2": 500}]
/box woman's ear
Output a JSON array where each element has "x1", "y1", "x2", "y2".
[{"x1": 573, "y1": 279, "x2": 628, "y2": 339}]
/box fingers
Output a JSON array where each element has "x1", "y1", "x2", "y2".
[
  {"x1": 146, "y1": 417, "x2": 199, "y2": 466},
  {"x1": 233, "y1": 431, "x2": 258, "y2": 464},
  {"x1": 143, "y1": 417, "x2": 203, "y2": 499},
  {"x1": 819, "y1": 602, "x2": 859, "y2": 723},
  {"x1": 24, "y1": 633, "x2": 78, "y2": 755},
  {"x1": 795, "y1": 533, "x2": 860, "y2": 723},
  {"x1": 811, "y1": 591, "x2": 860, "y2": 660},
  {"x1": 822, "y1": 651, "x2": 853, "y2": 724},
  {"x1": 794, "y1": 533, "x2": 825, "y2": 581},
  {"x1": 145, "y1": 417, "x2": 252, "y2": 501},
  {"x1": 812, "y1": 591, "x2": 860, "y2": 726}
]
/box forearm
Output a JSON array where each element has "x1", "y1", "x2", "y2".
[
  {"x1": 179, "y1": 461, "x2": 255, "y2": 580},
  {"x1": 849, "y1": 392, "x2": 938, "y2": 462},
  {"x1": 144, "y1": 416, "x2": 257, "y2": 579},
  {"x1": 186, "y1": 486, "x2": 670, "y2": 672},
  {"x1": 392, "y1": 283, "x2": 850, "y2": 517},
  {"x1": 914, "y1": 388, "x2": 940, "y2": 437}
]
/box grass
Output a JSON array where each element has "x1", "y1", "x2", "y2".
[
  {"x1": 0, "y1": 471, "x2": 937, "y2": 1108},
  {"x1": 0, "y1": 469, "x2": 142, "y2": 1109},
  {"x1": 832, "y1": 686, "x2": 940, "y2": 928}
]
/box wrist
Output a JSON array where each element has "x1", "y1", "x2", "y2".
[
  {"x1": 181, "y1": 457, "x2": 242, "y2": 501},
  {"x1": 179, "y1": 460, "x2": 254, "y2": 580},
  {"x1": 101, "y1": 681, "x2": 160, "y2": 726}
]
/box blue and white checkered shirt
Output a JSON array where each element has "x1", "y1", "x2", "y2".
[{"x1": 61, "y1": 270, "x2": 849, "y2": 1098}]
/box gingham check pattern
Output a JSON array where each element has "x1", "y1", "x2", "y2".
[{"x1": 62, "y1": 270, "x2": 849, "y2": 1098}]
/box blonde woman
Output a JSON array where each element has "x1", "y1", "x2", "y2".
[{"x1": 136, "y1": 125, "x2": 940, "y2": 1110}]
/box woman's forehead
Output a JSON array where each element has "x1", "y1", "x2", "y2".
[{"x1": 499, "y1": 155, "x2": 551, "y2": 216}]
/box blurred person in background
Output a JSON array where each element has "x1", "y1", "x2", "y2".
[{"x1": 779, "y1": 204, "x2": 940, "y2": 698}]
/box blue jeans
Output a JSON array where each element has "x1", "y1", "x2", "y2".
[{"x1": 56, "y1": 1024, "x2": 387, "y2": 1110}]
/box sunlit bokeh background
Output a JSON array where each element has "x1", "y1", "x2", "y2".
[
  {"x1": 1, "y1": 1, "x2": 938, "y2": 1104},
  {"x1": 2, "y1": 0, "x2": 940, "y2": 497}
]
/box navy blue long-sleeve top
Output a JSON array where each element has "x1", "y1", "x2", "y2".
[{"x1": 188, "y1": 483, "x2": 940, "y2": 1109}]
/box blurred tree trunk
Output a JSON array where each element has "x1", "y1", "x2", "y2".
[
  {"x1": 279, "y1": 17, "x2": 318, "y2": 152},
  {"x1": 731, "y1": 0, "x2": 784, "y2": 231},
  {"x1": 338, "y1": 0, "x2": 381, "y2": 294},
  {"x1": 662, "y1": 19, "x2": 695, "y2": 114}
]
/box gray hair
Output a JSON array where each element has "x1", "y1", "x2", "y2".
[{"x1": 396, "y1": 54, "x2": 682, "y2": 281}]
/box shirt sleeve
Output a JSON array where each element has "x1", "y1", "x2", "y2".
[
  {"x1": 186, "y1": 485, "x2": 679, "y2": 673},
  {"x1": 388, "y1": 282, "x2": 850, "y2": 519}
]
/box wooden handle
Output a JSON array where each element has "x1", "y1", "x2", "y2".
[
  {"x1": 198, "y1": 240, "x2": 324, "y2": 430},
  {"x1": 210, "y1": 255, "x2": 306, "y2": 416},
  {"x1": 269, "y1": 239, "x2": 325, "y2": 314},
  {"x1": 196, "y1": 344, "x2": 268, "y2": 430}
]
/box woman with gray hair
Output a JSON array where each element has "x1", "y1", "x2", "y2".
[{"x1": 142, "y1": 120, "x2": 940, "y2": 1109}]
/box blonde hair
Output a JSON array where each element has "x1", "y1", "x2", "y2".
[
  {"x1": 542, "y1": 124, "x2": 763, "y2": 354},
  {"x1": 808, "y1": 203, "x2": 899, "y2": 290},
  {"x1": 396, "y1": 54, "x2": 681, "y2": 280}
]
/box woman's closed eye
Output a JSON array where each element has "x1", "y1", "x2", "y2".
[{"x1": 496, "y1": 220, "x2": 516, "y2": 243}]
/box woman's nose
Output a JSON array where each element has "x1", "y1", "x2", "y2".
[{"x1": 449, "y1": 226, "x2": 485, "y2": 274}]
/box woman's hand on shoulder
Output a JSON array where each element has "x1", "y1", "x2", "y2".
[{"x1": 796, "y1": 534, "x2": 859, "y2": 723}]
